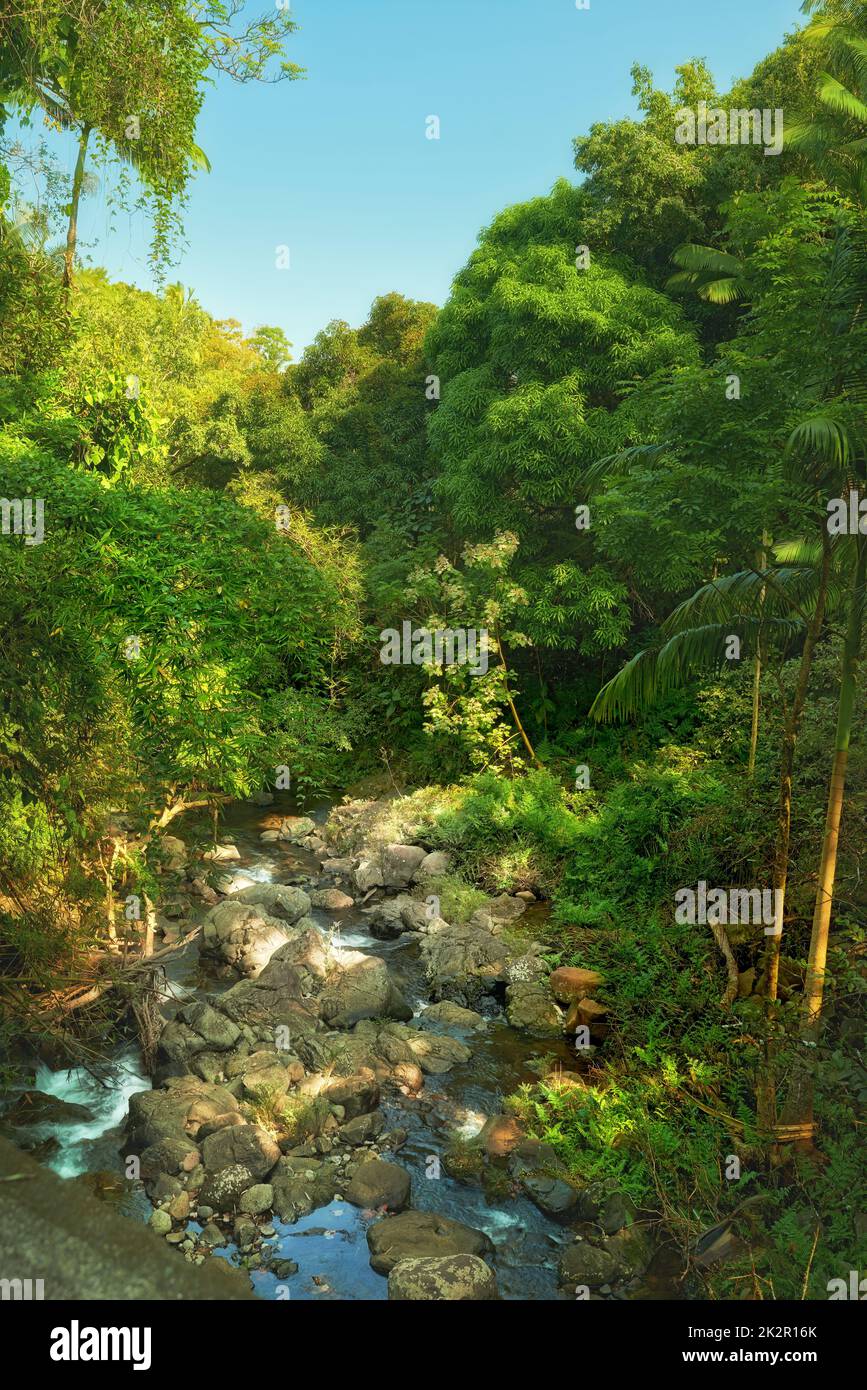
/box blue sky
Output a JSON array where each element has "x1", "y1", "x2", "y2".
[{"x1": 69, "y1": 0, "x2": 805, "y2": 353}]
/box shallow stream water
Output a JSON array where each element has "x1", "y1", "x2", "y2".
[{"x1": 18, "y1": 794, "x2": 588, "y2": 1300}]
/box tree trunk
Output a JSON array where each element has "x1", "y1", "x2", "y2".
[
  {"x1": 764, "y1": 530, "x2": 832, "y2": 1001},
  {"x1": 748, "y1": 536, "x2": 769, "y2": 779},
  {"x1": 756, "y1": 530, "x2": 831, "y2": 1136},
  {"x1": 63, "y1": 124, "x2": 91, "y2": 291},
  {"x1": 783, "y1": 535, "x2": 866, "y2": 1139},
  {"x1": 494, "y1": 622, "x2": 542, "y2": 769}
]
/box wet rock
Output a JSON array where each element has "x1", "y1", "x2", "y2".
[
  {"x1": 238, "y1": 1063, "x2": 292, "y2": 1101},
  {"x1": 346, "y1": 1159, "x2": 411, "y2": 1213},
  {"x1": 278, "y1": 817, "x2": 317, "y2": 843},
  {"x1": 160, "y1": 835, "x2": 187, "y2": 871},
  {"x1": 558, "y1": 1240, "x2": 619, "y2": 1289},
  {"x1": 469, "y1": 895, "x2": 527, "y2": 931},
  {"x1": 127, "y1": 1077, "x2": 242, "y2": 1149},
  {"x1": 201, "y1": 1124, "x2": 280, "y2": 1181},
  {"x1": 200, "y1": 1221, "x2": 227, "y2": 1247},
  {"x1": 321, "y1": 857, "x2": 354, "y2": 876},
  {"x1": 355, "y1": 859, "x2": 384, "y2": 893},
  {"x1": 319, "y1": 948, "x2": 413, "y2": 1029},
  {"x1": 190, "y1": 878, "x2": 220, "y2": 905},
  {"x1": 604, "y1": 1223, "x2": 655, "y2": 1279},
  {"x1": 230, "y1": 883, "x2": 311, "y2": 923},
  {"x1": 167, "y1": 1191, "x2": 191, "y2": 1223},
  {"x1": 320, "y1": 1072, "x2": 380, "y2": 1120},
  {"x1": 271, "y1": 1157, "x2": 336, "y2": 1222},
  {"x1": 421, "y1": 1001, "x2": 486, "y2": 1032},
  {"x1": 548, "y1": 966, "x2": 604, "y2": 1003},
  {"x1": 180, "y1": 1002, "x2": 242, "y2": 1052},
  {"x1": 388, "y1": 1026, "x2": 470, "y2": 1074},
  {"x1": 476, "y1": 1113, "x2": 524, "y2": 1159},
  {"x1": 338, "y1": 1111, "x2": 384, "y2": 1146},
  {"x1": 199, "y1": 1163, "x2": 256, "y2": 1213},
  {"x1": 238, "y1": 1183, "x2": 273, "y2": 1215},
  {"x1": 389, "y1": 1254, "x2": 498, "y2": 1301},
  {"x1": 597, "y1": 1188, "x2": 639, "y2": 1235},
  {"x1": 508, "y1": 1139, "x2": 578, "y2": 1219},
  {"x1": 150, "y1": 1174, "x2": 183, "y2": 1203},
  {"x1": 421, "y1": 923, "x2": 509, "y2": 1006},
  {"x1": 506, "y1": 981, "x2": 564, "y2": 1036},
  {"x1": 367, "y1": 1210, "x2": 493, "y2": 1274},
  {"x1": 149, "y1": 1209, "x2": 173, "y2": 1235},
  {"x1": 203, "y1": 844, "x2": 241, "y2": 863},
  {"x1": 3, "y1": 1091, "x2": 95, "y2": 1128},
  {"x1": 309, "y1": 888, "x2": 355, "y2": 910},
  {"x1": 234, "y1": 1216, "x2": 257, "y2": 1247},
  {"x1": 391, "y1": 1063, "x2": 424, "y2": 1094},
  {"x1": 201, "y1": 901, "x2": 295, "y2": 978},
  {"x1": 364, "y1": 894, "x2": 423, "y2": 939}
]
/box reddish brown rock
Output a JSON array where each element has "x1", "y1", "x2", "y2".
[
  {"x1": 564, "y1": 997, "x2": 608, "y2": 1036},
  {"x1": 549, "y1": 967, "x2": 603, "y2": 1003},
  {"x1": 477, "y1": 1113, "x2": 524, "y2": 1159}
]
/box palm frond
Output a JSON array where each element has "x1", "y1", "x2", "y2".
[
  {"x1": 816, "y1": 73, "x2": 867, "y2": 124},
  {"x1": 670, "y1": 245, "x2": 744, "y2": 276},
  {"x1": 664, "y1": 568, "x2": 818, "y2": 632},
  {"x1": 785, "y1": 411, "x2": 857, "y2": 468},
  {"x1": 590, "y1": 619, "x2": 798, "y2": 724}
]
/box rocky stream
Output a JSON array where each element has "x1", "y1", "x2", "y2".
[{"x1": 3, "y1": 792, "x2": 674, "y2": 1301}]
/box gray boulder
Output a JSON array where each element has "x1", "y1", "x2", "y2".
[
  {"x1": 558, "y1": 1240, "x2": 619, "y2": 1289},
  {"x1": 345, "y1": 1159, "x2": 411, "y2": 1212},
  {"x1": 505, "y1": 982, "x2": 564, "y2": 1037},
  {"x1": 201, "y1": 901, "x2": 294, "y2": 978},
  {"x1": 367, "y1": 1210, "x2": 493, "y2": 1274},
  {"x1": 381, "y1": 844, "x2": 427, "y2": 888},
  {"x1": 508, "y1": 1139, "x2": 578, "y2": 1219},
  {"x1": 411, "y1": 850, "x2": 451, "y2": 881},
  {"x1": 201, "y1": 1124, "x2": 280, "y2": 1181}
]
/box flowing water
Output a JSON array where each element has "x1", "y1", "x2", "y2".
[{"x1": 13, "y1": 793, "x2": 587, "y2": 1300}]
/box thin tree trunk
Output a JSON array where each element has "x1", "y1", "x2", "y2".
[
  {"x1": 748, "y1": 536, "x2": 769, "y2": 779},
  {"x1": 748, "y1": 650, "x2": 762, "y2": 778},
  {"x1": 765, "y1": 530, "x2": 832, "y2": 1002},
  {"x1": 756, "y1": 530, "x2": 831, "y2": 1136},
  {"x1": 142, "y1": 893, "x2": 157, "y2": 959},
  {"x1": 63, "y1": 124, "x2": 91, "y2": 291},
  {"x1": 783, "y1": 535, "x2": 866, "y2": 1140},
  {"x1": 494, "y1": 622, "x2": 542, "y2": 769}
]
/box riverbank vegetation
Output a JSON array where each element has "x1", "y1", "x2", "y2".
[{"x1": 1, "y1": 0, "x2": 865, "y2": 1299}]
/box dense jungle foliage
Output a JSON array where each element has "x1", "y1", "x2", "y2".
[{"x1": 0, "y1": 0, "x2": 865, "y2": 1300}]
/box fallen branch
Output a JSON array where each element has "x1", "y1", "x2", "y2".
[
  {"x1": 38, "y1": 927, "x2": 202, "y2": 1019},
  {"x1": 710, "y1": 921, "x2": 740, "y2": 1007}
]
